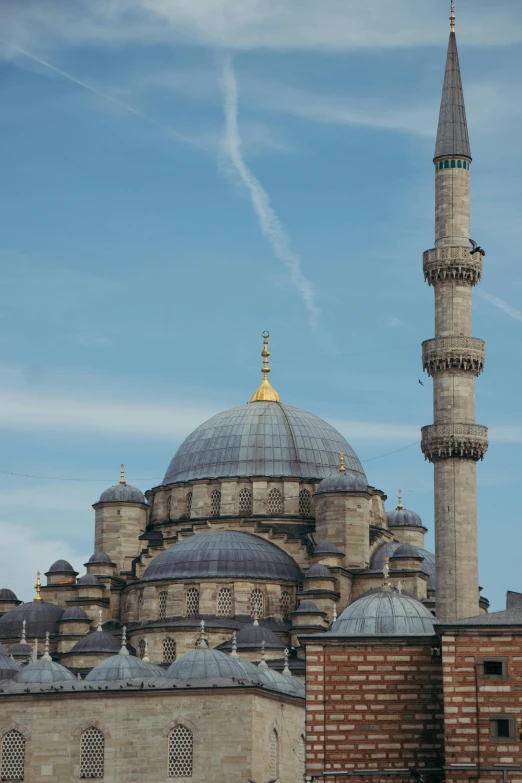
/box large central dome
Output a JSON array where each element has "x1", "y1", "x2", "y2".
[{"x1": 163, "y1": 401, "x2": 366, "y2": 485}]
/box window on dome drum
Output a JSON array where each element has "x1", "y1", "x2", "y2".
[
  {"x1": 238, "y1": 487, "x2": 252, "y2": 516},
  {"x1": 281, "y1": 591, "x2": 292, "y2": 619},
  {"x1": 444, "y1": 160, "x2": 449, "y2": 168},
  {"x1": 480, "y1": 657, "x2": 507, "y2": 678},
  {"x1": 80, "y1": 727, "x2": 104, "y2": 779},
  {"x1": 298, "y1": 489, "x2": 311, "y2": 516},
  {"x1": 457, "y1": 159, "x2": 462, "y2": 168},
  {"x1": 186, "y1": 587, "x2": 200, "y2": 617},
  {"x1": 1, "y1": 730, "x2": 25, "y2": 781},
  {"x1": 491, "y1": 715, "x2": 515, "y2": 741},
  {"x1": 451, "y1": 159, "x2": 456, "y2": 168},
  {"x1": 267, "y1": 488, "x2": 283, "y2": 515},
  {"x1": 210, "y1": 490, "x2": 221, "y2": 517},
  {"x1": 168, "y1": 725, "x2": 193, "y2": 778},
  {"x1": 163, "y1": 637, "x2": 176, "y2": 664},
  {"x1": 270, "y1": 729, "x2": 279, "y2": 779},
  {"x1": 185, "y1": 491, "x2": 193, "y2": 518},
  {"x1": 159, "y1": 590, "x2": 168, "y2": 620},
  {"x1": 296, "y1": 735, "x2": 305, "y2": 783},
  {"x1": 138, "y1": 638, "x2": 146, "y2": 659},
  {"x1": 250, "y1": 588, "x2": 264, "y2": 619},
  {"x1": 217, "y1": 587, "x2": 233, "y2": 617}
]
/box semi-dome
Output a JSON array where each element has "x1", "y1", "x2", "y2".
[
  {"x1": 85, "y1": 653, "x2": 162, "y2": 682},
  {"x1": 15, "y1": 658, "x2": 76, "y2": 684},
  {"x1": 0, "y1": 601, "x2": 64, "y2": 639},
  {"x1": 0, "y1": 588, "x2": 18, "y2": 600},
  {"x1": 330, "y1": 587, "x2": 438, "y2": 636},
  {"x1": 316, "y1": 469, "x2": 368, "y2": 495},
  {"x1": 87, "y1": 552, "x2": 113, "y2": 564},
  {"x1": 142, "y1": 530, "x2": 302, "y2": 583},
  {"x1": 166, "y1": 646, "x2": 251, "y2": 683},
  {"x1": 370, "y1": 542, "x2": 435, "y2": 590},
  {"x1": 163, "y1": 401, "x2": 366, "y2": 484},
  {"x1": 69, "y1": 628, "x2": 121, "y2": 655},
  {"x1": 47, "y1": 559, "x2": 76, "y2": 574},
  {"x1": 61, "y1": 606, "x2": 90, "y2": 621}
]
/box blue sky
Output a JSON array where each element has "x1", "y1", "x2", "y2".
[{"x1": 1, "y1": 0, "x2": 522, "y2": 609}]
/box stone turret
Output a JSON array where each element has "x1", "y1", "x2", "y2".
[{"x1": 421, "y1": 9, "x2": 487, "y2": 621}]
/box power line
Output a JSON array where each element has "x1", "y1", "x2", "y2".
[{"x1": 360, "y1": 440, "x2": 420, "y2": 463}]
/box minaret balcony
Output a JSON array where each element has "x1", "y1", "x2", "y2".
[
  {"x1": 423, "y1": 246, "x2": 482, "y2": 286},
  {"x1": 422, "y1": 337, "x2": 485, "y2": 377},
  {"x1": 421, "y1": 423, "x2": 488, "y2": 462}
]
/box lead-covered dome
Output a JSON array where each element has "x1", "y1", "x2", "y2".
[
  {"x1": 370, "y1": 542, "x2": 436, "y2": 590},
  {"x1": 0, "y1": 601, "x2": 64, "y2": 639},
  {"x1": 330, "y1": 587, "x2": 438, "y2": 636},
  {"x1": 15, "y1": 658, "x2": 75, "y2": 684},
  {"x1": 163, "y1": 401, "x2": 366, "y2": 484},
  {"x1": 142, "y1": 530, "x2": 302, "y2": 583}
]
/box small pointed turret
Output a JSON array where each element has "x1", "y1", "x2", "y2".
[{"x1": 434, "y1": 3, "x2": 471, "y2": 160}]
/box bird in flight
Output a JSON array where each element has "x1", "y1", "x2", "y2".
[
  {"x1": 469, "y1": 238, "x2": 485, "y2": 257},
  {"x1": 418, "y1": 379, "x2": 424, "y2": 386}
]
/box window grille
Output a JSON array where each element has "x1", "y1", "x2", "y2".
[
  {"x1": 186, "y1": 587, "x2": 199, "y2": 617},
  {"x1": 168, "y1": 725, "x2": 193, "y2": 778},
  {"x1": 238, "y1": 488, "x2": 252, "y2": 515},
  {"x1": 267, "y1": 488, "x2": 282, "y2": 515},
  {"x1": 250, "y1": 588, "x2": 264, "y2": 619},
  {"x1": 296, "y1": 736, "x2": 305, "y2": 783},
  {"x1": 1, "y1": 730, "x2": 25, "y2": 781},
  {"x1": 270, "y1": 729, "x2": 279, "y2": 779},
  {"x1": 163, "y1": 637, "x2": 176, "y2": 664},
  {"x1": 210, "y1": 490, "x2": 221, "y2": 517},
  {"x1": 217, "y1": 588, "x2": 233, "y2": 617},
  {"x1": 185, "y1": 491, "x2": 193, "y2": 518},
  {"x1": 298, "y1": 489, "x2": 311, "y2": 516},
  {"x1": 138, "y1": 591, "x2": 143, "y2": 613},
  {"x1": 138, "y1": 639, "x2": 146, "y2": 659},
  {"x1": 159, "y1": 590, "x2": 168, "y2": 620},
  {"x1": 80, "y1": 727, "x2": 104, "y2": 779},
  {"x1": 281, "y1": 591, "x2": 292, "y2": 619}
]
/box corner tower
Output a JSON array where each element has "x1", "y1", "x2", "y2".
[{"x1": 420, "y1": 4, "x2": 488, "y2": 621}]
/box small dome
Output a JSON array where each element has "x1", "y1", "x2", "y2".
[
  {"x1": 61, "y1": 606, "x2": 90, "y2": 621},
  {"x1": 313, "y1": 540, "x2": 341, "y2": 555},
  {"x1": 8, "y1": 643, "x2": 32, "y2": 656},
  {"x1": 0, "y1": 588, "x2": 18, "y2": 600},
  {"x1": 370, "y1": 543, "x2": 435, "y2": 590},
  {"x1": 387, "y1": 507, "x2": 424, "y2": 528},
  {"x1": 0, "y1": 601, "x2": 64, "y2": 639},
  {"x1": 48, "y1": 559, "x2": 75, "y2": 574},
  {"x1": 166, "y1": 647, "x2": 253, "y2": 683},
  {"x1": 15, "y1": 658, "x2": 76, "y2": 684},
  {"x1": 99, "y1": 482, "x2": 147, "y2": 504},
  {"x1": 256, "y1": 666, "x2": 305, "y2": 698},
  {"x1": 316, "y1": 470, "x2": 368, "y2": 495},
  {"x1": 85, "y1": 653, "x2": 162, "y2": 682},
  {"x1": 77, "y1": 574, "x2": 101, "y2": 586},
  {"x1": 331, "y1": 587, "x2": 438, "y2": 636},
  {"x1": 142, "y1": 530, "x2": 302, "y2": 583},
  {"x1": 0, "y1": 654, "x2": 21, "y2": 680},
  {"x1": 392, "y1": 543, "x2": 423, "y2": 558},
  {"x1": 305, "y1": 563, "x2": 331, "y2": 578},
  {"x1": 219, "y1": 622, "x2": 284, "y2": 651},
  {"x1": 70, "y1": 629, "x2": 120, "y2": 654},
  {"x1": 294, "y1": 600, "x2": 321, "y2": 613},
  {"x1": 88, "y1": 552, "x2": 113, "y2": 564}
]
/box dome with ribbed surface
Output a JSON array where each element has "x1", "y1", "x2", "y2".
[
  {"x1": 15, "y1": 659, "x2": 76, "y2": 684},
  {"x1": 219, "y1": 622, "x2": 284, "y2": 651},
  {"x1": 316, "y1": 470, "x2": 368, "y2": 494},
  {"x1": 0, "y1": 588, "x2": 18, "y2": 600},
  {"x1": 370, "y1": 543, "x2": 435, "y2": 590},
  {"x1": 0, "y1": 601, "x2": 64, "y2": 639},
  {"x1": 313, "y1": 540, "x2": 341, "y2": 555},
  {"x1": 61, "y1": 606, "x2": 90, "y2": 621},
  {"x1": 98, "y1": 483, "x2": 147, "y2": 504},
  {"x1": 166, "y1": 647, "x2": 251, "y2": 683},
  {"x1": 8, "y1": 643, "x2": 32, "y2": 657},
  {"x1": 0, "y1": 653, "x2": 21, "y2": 680},
  {"x1": 88, "y1": 552, "x2": 113, "y2": 564},
  {"x1": 163, "y1": 401, "x2": 366, "y2": 484},
  {"x1": 330, "y1": 587, "x2": 438, "y2": 636},
  {"x1": 48, "y1": 559, "x2": 75, "y2": 573},
  {"x1": 142, "y1": 530, "x2": 302, "y2": 583},
  {"x1": 85, "y1": 653, "x2": 162, "y2": 681},
  {"x1": 70, "y1": 629, "x2": 120, "y2": 654},
  {"x1": 77, "y1": 574, "x2": 100, "y2": 586},
  {"x1": 305, "y1": 564, "x2": 332, "y2": 578},
  {"x1": 256, "y1": 666, "x2": 305, "y2": 698},
  {"x1": 387, "y1": 507, "x2": 424, "y2": 528},
  {"x1": 392, "y1": 543, "x2": 422, "y2": 558}
]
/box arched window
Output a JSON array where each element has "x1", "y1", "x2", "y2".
[
  {"x1": 1, "y1": 730, "x2": 25, "y2": 781},
  {"x1": 168, "y1": 725, "x2": 193, "y2": 778},
  {"x1": 296, "y1": 735, "x2": 305, "y2": 782},
  {"x1": 159, "y1": 590, "x2": 168, "y2": 620},
  {"x1": 138, "y1": 591, "x2": 144, "y2": 616},
  {"x1": 438, "y1": 161, "x2": 443, "y2": 170},
  {"x1": 463, "y1": 160, "x2": 468, "y2": 169},
  {"x1": 298, "y1": 489, "x2": 311, "y2": 516},
  {"x1": 281, "y1": 590, "x2": 291, "y2": 619},
  {"x1": 210, "y1": 490, "x2": 221, "y2": 517},
  {"x1": 217, "y1": 587, "x2": 233, "y2": 617},
  {"x1": 250, "y1": 588, "x2": 264, "y2": 619},
  {"x1": 444, "y1": 159, "x2": 449, "y2": 169},
  {"x1": 185, "y1": 491, "x2": 193, "y2": 518},
  {"x1": 138, "y1": 638, "x2": 146, "y2": 659},
  {"x1": 451, "y1": 159, "x2": 456, "y2": 168},
  {"x1": 267, "y1": 488, "x2": 283, "y2": 515},
  {"x1": 80, "y1": 726, "x2": 104, "y2": 779},
  {"x1": 163, "y1": 637, "x2": 176, "y2": 664},
  {"x1": 186, "y1": 587, "x2": 199, "y2": 617},
  {"x1": 238, "y1": 487, "x2": 252, "y2": 515},
  {"x1": 270, "y1": 729, "x2": 279, "y2": 779},
  {"x1": 457, "y1": 159, "x2": 462, "y2": 168}
]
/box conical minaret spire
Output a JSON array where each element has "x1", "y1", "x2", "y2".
[{"x1": 421, "y1": 5, "x2": 488, "y2": 622}]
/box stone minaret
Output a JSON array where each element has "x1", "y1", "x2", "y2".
[{"x1": 420, "y1": 4, "x2": 488, "y2": 622}]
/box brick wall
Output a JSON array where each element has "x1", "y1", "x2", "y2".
[{"x1": 306, "y1": 639, "x2": 444, "y2": 782}]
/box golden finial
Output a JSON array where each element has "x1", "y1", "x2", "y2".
[
  {"x1": 339, "y1": 451, "x2": 346, "y2": 473},
  {"x1": 250, "y1": 331, "x2": 281, "y2": 403},
  {"x1": 120, "y1": 464, "x2": 125, "y2": 485},
  {"x1": 34, "y1": 571, "x2": 42, "y2": 602},
  {"x1": 450, "y1": 1, "x2": 455, "y2": 33},
  {"x1": 397, "y1": 489, "x2": 403, "y2": 510}
]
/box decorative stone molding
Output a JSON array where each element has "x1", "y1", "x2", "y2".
[
  {"x1": 422, "y1": 337, "x2": 485, "y2": 376},
  {"x1": 423, "y1": 246, "x2": 482, "y2": 286},
  {"x1": 421, "y1": 423, "x2": 488, "y2": 462}
]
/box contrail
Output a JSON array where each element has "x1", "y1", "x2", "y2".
[
  {"x1": 220, "y1": 57, "x2": 320, "y2": 330},
  {"x1": 1, "y1": 39, "x2": 204, "y2": 151},
  {"x1": 476, "y1": 289, "x2": 522, "y2": 323}
]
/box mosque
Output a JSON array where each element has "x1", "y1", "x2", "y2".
[{"x1": 1, "y1": 7, "x2": 521, "y2": 783}]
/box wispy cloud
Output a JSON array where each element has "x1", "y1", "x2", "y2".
[
  {"x1": 476, "y1": 289, "x2": 522, "y2": 323},
  {"x1": 220, "y1": 57, "x2": 319, "y2": 329}
]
